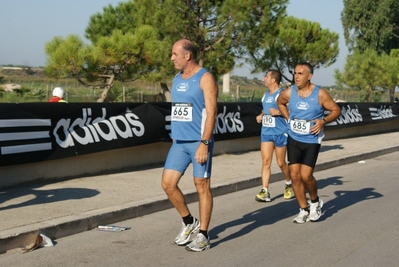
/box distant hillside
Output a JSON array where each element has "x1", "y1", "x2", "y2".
[
  {"x1": 229, "y1": 75, "x2": 264, "y2": 87},
  {"x1": 0, "y1": 66, "x2": 46, "y2": 77}
]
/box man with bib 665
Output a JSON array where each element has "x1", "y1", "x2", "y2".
[{"x1": 161, "y1": 39, "x2": 218, "y2": 251}]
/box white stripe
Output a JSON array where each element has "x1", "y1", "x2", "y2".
[
  {"x1": 0, "y1": 131, "x2": 50, "y2": 141},
  {"x1": 200, "y1": 108, "x2": 207, "y2": 136},
  {"x1": 1, "y1": 143, "x2": 52, "y2": 155},
  {"x1": 0, "y1": 119, "x2": 51, "y2": 127}
]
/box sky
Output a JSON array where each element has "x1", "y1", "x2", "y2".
[{"x1": 0, "y1": 0, "x2": 347, "y2": 86}]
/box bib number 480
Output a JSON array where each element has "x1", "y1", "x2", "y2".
[{"x1": 262, "y1": 115, "x2": 275, "y2": 127}]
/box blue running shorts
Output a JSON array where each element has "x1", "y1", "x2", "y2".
[
  {"x1": 261, "y1": 133, "x2": 288, "y2": 147},
  {"x1": 164, "y1": 140, "x2": 213, "y2": 178}
]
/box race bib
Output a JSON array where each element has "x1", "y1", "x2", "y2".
[
  {"x1": 262, "y1": 115, "x2": 276, "y2": 127},
  {"x1": 290, "y1": 118, "x2": 310, "y2": 134},
  {"x1": 171, "y1": 103, "x2": 193, "y2": 122}
]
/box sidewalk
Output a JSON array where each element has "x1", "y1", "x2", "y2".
[{"x1": 1, "y1": 132, "x2": 399, "y2": 253}]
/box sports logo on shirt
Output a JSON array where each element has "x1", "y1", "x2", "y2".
[
  {"x1": 265, "y1": 96, "x2": 273, "y2": 103},
  {"x1": 176, "y1": 82, "x2": 189, "y2": 92},
  {"x1": 296, "y1": 101, "x2": 309, "y2": 110}
]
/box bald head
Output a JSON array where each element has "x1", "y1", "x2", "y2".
[{"x1": 174, "y1": 39, "x2": 197, "y2": 61}]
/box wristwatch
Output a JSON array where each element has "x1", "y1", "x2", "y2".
[{"x1": 201, "y1": 140, "x2": 210, "y2": 145}]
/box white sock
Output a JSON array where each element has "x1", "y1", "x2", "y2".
[{"x1": 285, "y1": 180, "x2": 292, "y2": 185}]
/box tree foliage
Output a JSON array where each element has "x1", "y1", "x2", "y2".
[
  {"x1": 46, "y1": 0, "x2": 292, "y2": 102},
  {"x1": 46, "y1": 0, "x2": 342, "y2": 102},
  {"x1": 381, "y1": 49, "x2": 399, "y2": 101},
  {"x1": 334, "y1": 49, "x2": 398, "y2": 102},
  {"x1": 85, "y1": 0, "x2": 289, "y2": 80},
  {"x1": 45, "y1": 26, "x2": 165, "y2": 102},
  {"x1": 342, "y1": 0, "x2": 399, "y2": 54},
  {"x1": 338, "y1": 0, "x2": 399, "y2": 101},
  {"x1": 85, "y1": 2, "x2": 137, "y2": 44},
  {"x1": 248, "y1": 16, "x2": 339, "y2": 84}
]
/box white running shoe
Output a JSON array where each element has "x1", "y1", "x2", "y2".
[
  {"x1": 185, "y1": 233, "x2": 210, "y2": 252},
  {"x1": 174, "y1": 218, "x2": 200, "y2": 245},
  {"x1": 309, "y1": 198, "x2": 324, "y2": 221},
  {"x1": 293, "y1": 208, "x2": 310, "y2": 224}
]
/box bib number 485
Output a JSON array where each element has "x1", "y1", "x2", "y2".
[{"x1": 290, "y1": 119, "x2": 310, "y2": 134}]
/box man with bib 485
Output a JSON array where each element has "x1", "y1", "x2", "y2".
[{"x1": 277, "y1": 62, "x2": 341, "y2": 224}]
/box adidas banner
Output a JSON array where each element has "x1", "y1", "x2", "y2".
[{"x1": 0, "y1": 102, "x2": 398, "y2": 166}]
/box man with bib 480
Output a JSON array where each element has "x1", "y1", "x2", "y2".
[{"x1": 255, "y1": 69, "x2": 293, "y2": 203}]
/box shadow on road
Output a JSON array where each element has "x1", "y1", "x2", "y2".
[
  {"x1": 210, "y1": 175, "x2": 382, "y2": 248},
  {"x1": 320, "y1": 187, "x2": 383, "y2": 221},
  {"x1": 319, "y1": 144, "x2": 344, "y2": 153},
  {"x1": 0, "y1": 187, "x2": 100, "y2": 211}
]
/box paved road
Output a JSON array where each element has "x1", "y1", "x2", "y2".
[
  {"x1": 1, "y1": 151, "x2": 398, "y2": 266},
  {"x1": 0, "y1": 132, "x2": 398, "y2": 254}
]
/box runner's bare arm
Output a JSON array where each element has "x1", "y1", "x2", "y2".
[
  {"x1": 319, "y1": 88, "x2": 341, "y2": 124},
  {"x1": 200, "y1": 71, "x2": 218, "y2": 141},
  {"x1": 276, "y1": 87, "x2": 291, "y2": 121},
  {"x1": 195, "y1": 71, "x2": 218, "y2": 164}
]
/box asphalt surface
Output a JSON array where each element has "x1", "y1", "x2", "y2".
[{"x1": 1, "y1": 131, "x2": 398, "y2": 253}]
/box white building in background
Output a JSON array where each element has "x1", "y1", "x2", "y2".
[
  {"x1": 2, "y1": 67, "x2": 23, "y2": 70},
  {"x1": 222, "y1": 73, "x2": 230, "y2": 93}
]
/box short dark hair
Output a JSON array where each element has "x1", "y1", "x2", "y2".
[
  {"x1": 268, "y1": 69, "x2": 282, "y2": 84},
  {"x1": 296, "y1": 62, "x2": 314, "y2": 74},
  {"x1": 181, "y1": 40, "x2": 197, "y2": 60}
]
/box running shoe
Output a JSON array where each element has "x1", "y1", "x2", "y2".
[
  {"x1": 255, "y1": 189, "x2": 271, "y2": 202},
  {"x1": 309, "y1": 198, "x2": 324, "y2": 221},
  {"x1": 185, "y1": 233, "x2": 210, "y2": 252},
  {"x1": 293, "y1": 208, "x2": 310, "y2": 224},
  {"x1": 174, "y1": 218, "x2": 200, "y2": 245},
  {"x1": 284, "y1": 184, "x2": 294, "y2": 199}
]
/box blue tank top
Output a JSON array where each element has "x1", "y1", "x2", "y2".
[
  {"x1": 260, "y1": 88, "x2": 288, "y2": 136},
  {"x1": 170, "y1": 68, "x2": 208, "y2": 141},
  {"x1": 288, "y1": 85, "x2": 324, "y2": 144}
]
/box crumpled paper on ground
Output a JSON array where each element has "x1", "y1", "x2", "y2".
[{"x1": 22, "y1": 233, "x2": 54, "y2": 253}]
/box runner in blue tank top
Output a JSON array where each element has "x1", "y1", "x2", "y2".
[
  {"x1": 254, "y1": 70, "x2": 293, "y2": 203},
  {"x1": 162, "y1": 39, "x2": 218, "y2": 252},
  {"x1": 170, "y1": 68, "x2": 208, "y2": 140},
  {"x1": 277, "y1": 62, "x2": 341, "y2": 224}
]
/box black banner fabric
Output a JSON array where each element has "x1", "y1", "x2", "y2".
[
  {"x1": 0, "y1": 102, "x2": 398, "y2": 167},
  {"x1": 326, "y1": 102, "x2": 399, "y2": 128},
  {"x1": 0, "y1": 103, "x2": 167, "y2": 166}
]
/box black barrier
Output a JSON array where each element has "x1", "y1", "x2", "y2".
[{"x1": 0, "y1": 102, "x2": 398, "y2": 167}]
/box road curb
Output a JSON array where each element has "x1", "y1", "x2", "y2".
[{"x1": 1, "y1": 146, "x2": 398, "y2": 254}]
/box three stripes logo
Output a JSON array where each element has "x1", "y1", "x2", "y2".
[{"x1": 0, "y1": 119, "x2": 52, "y2": 155}]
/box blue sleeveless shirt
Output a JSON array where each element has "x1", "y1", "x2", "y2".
[
  {"x1": 288, "y1": 85, "x2": 324, "y2": 144},
  {"x1": 170, "y1": 68, "x2": 208, "y2": 141},
  {"x1": 261, "y1": 88, "x2": 288, "y2": 136}
]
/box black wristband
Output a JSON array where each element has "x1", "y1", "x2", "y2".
[
  {"x1": 323, "y1": 118, "x2": 327, "y2": 125},
  {"x1": 201, "y1": 140, "x2": 210, "y2": 145}
]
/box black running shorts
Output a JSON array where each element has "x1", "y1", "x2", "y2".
[{"x1": 287, "y1": 136, "x2": 321, "y2": 168}]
